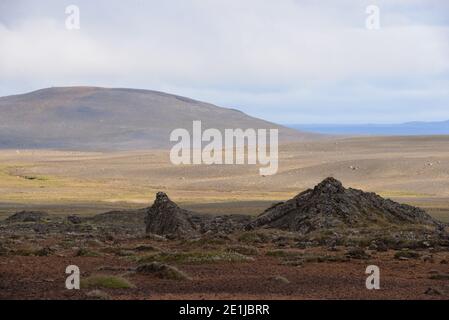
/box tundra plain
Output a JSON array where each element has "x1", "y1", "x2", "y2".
[
  {"x1": 1, "y1": 135, "x2": 449, "y2": 299},
  {"x1": 1, "y1": 135, "x2": 449, "y2": 221}
]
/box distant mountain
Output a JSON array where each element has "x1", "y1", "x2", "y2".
[
  {"x1": 0, "y1": 87, "x2": 316, "y2": 150},
  {"x1": 288, "y1": 121, "x2": 449, "y2": 136}
]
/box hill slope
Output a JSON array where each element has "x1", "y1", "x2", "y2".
[{"x1": 0, "y1": 87, "x2": 315, "y2": 150}]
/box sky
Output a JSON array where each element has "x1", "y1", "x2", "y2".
[{"x1": 0, "y1": 0, "x2": 448, "y2": 124}]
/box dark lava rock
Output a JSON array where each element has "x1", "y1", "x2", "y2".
[
  {"x1": 369, "y1": 240, "x2": 388, "y2": 252},
  {"x1": 36, "y1": 246, "x2": 55, "y2": 256},
  {"x1": 0, "y1": 242, "x2": 8, "y2": 256},
  {"x1": 6, "y1": 211, "x2": 48, "y2": 223},
  {"x1": 67, "y1": 215, "x2": 82, "y2": 224},
  {"x1": 32, "y1": 224, "x2": 49, "y2": 233},
  {"x1": 424, "y1": 287, "x2": 444, "y2": 296},
  {"x1": 245, "y1": 177, "x2": 442, "y2": 233},
  {"x1": 92, "y1": 210, "x2": 146, "y2": 224},
  {"x1": 144, "y1": 192, "x2": 200, "y2": 238},
  {"x1": 193, "y1": 214, "x2": 252, "y2": 234},
  {"x1": 144, "y1": 192, "x2": 250, "y2": 238}
]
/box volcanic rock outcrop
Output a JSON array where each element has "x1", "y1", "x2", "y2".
[
  {"x1": 245, "y1": 177, "x2": 442, "y2": 233},
  {"x1": 144, "y1": 192, "x2": 200, "y2": 238},
  {"x1": 144, "y1": 192, "x2": 251, "y2": 238},
  {"x1": 6, "y1": 211, "x2": 49, "y2": 223}
]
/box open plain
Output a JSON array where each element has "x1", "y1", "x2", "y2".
[{"x1": 1, "y1": 135, "x2": 449, "y2": 299}]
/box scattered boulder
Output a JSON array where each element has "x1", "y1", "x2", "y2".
[
  {"x1": 32, "y1": 224, "x2": 49, "y2": 233},
  {"x1": 370, "y1": 240, "x2": 388, "y2": 252},
  {"x1": 245, "y1": 177, "x2": 442, "y2": 233},
  {"x1": 424, "y1": 287, "x2": 444, "y2": 296},
  {"x1": 36, "y1": 246, "x2": 55, "y2": 256},
  {"x1": 67, "y1": 215, "x2": 82, "y2": 224},
  {"x1": 422, "y1": 255, "x2": 434, "y2": 263},
  {"x1": 6, "y1": 211, "x2": 48, "y2": 223},
  {"x1": 0, "y1": 242, "x2": 8, "y2": 256}
]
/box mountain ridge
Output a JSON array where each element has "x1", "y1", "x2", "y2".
[
  {"x1": 0, "y1": 86, "x2": 317, "y2": 150},
  {"x1": 289, "y1": 120, "x2": 449, "y2": 136}
]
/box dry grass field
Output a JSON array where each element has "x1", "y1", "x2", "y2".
[{"x1": 0, "y1": 135, "x2": 449, "y2": 222}]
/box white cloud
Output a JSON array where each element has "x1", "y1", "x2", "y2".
[{"x1": 0, "y1": 0, "x2": 448, "y2": 123}]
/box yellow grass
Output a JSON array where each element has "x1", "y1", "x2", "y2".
[{"x1": 0, "y1": 135, "x2": 449, "y2": 222}]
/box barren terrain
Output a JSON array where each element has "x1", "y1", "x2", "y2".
[
  {"x1": 1, "y1": 135, "x2": 449, "y2": 299},
  {"x1": 1, "y1": 136, "x2": 449, "y2": 220}
]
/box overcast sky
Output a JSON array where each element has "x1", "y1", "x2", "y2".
[{"x1": 0, "y1": 0, "x2": 448, "y2": 124}]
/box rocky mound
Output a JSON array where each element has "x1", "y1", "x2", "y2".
[
  {"x1": 5, "y1": 211, "x2": 49, "y2": 223},
  {"x1": 144, "y1": 192, "x2": 251, "y2": 238},
  {"x1": 246, "y1": 177, "x2": 442, "y2": 233},
  {"x1": 192, "y1": 214, "x2": 252, "y2": 234},
  {"x1": 92, "y1": 209, "x2": 146, "y2": 224},
  {"x1": 144, "y1": 192, "x2": 200, "y2": 238}
]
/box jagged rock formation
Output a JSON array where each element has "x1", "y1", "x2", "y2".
[
  {"x1": 246, "y1": 177, "x2": 442, "y2": 233},
  {"x1": 144, "y1": 192, "x2": 200, "y2": 238},
  {"x1": 144, "y1": 192, "x2": 251, "y2": 238}
]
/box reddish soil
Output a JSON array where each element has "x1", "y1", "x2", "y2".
[{"x1": 1, "y1": 250, "x2": 448, "y2": 300}]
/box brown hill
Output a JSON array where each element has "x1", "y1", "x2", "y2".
[{"x1": 0, "y1": 86, "x2": 316, "y2": 150}]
